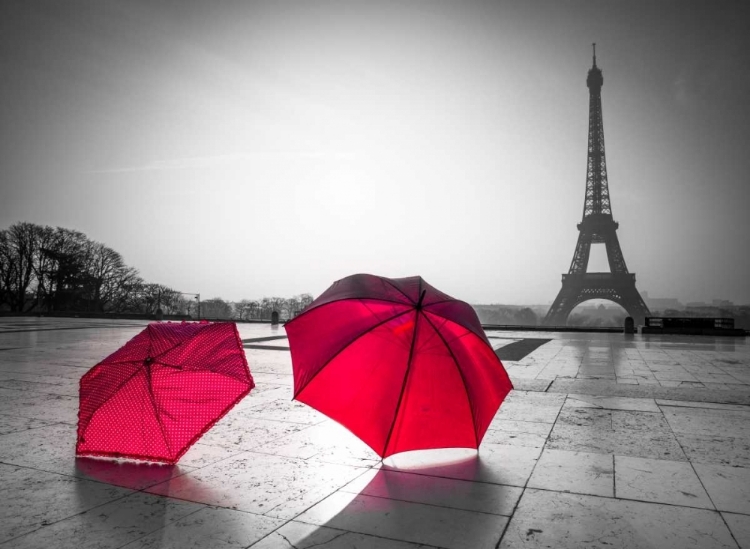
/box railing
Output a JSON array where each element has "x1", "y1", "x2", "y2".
[{"x1": 562, "y1": 273, "x2": 636, "y2": 283}]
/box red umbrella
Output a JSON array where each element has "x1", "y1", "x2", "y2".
[
  {"x1": 77, "y1": 321, "x2": 253, "y2": 464},
  {"x1": 285, "y1": 274, "x2": 513, "y2": 458}
]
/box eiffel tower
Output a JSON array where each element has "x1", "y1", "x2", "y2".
[{"x1": 544, "y1": 45, "x2": 650, "y2": 326}]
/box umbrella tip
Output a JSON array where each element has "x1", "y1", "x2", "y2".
[{"x1": 417, "y1": 289, "x2": 426, "y2": 309}]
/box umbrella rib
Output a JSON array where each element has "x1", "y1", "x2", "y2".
[
  {"x1": 101, "y1": 337, "x2": 186, "y2": 369},
  {"x1": 381, "y1": 309, "x2": 421, "y2": 457},
  {"x1": 79, "y1": 365, "x2": 144, "y2": 433},
  {"x1": 145, "y1": 322, "x2": 215, "y2": 364},
  {"x1": 147, "y1": 324, "x2": 225, "y2": 370},
  {"x1": 103, "y1": 359, "x2": 155, "y2": 367},
  {"x1": 293, "y1": 307, "x2": 413, "y2": 400},
  {"x1": 420, "y1": 312, "x2": 479, "y2": 450},
  {"x1": 421, "y1": 298, "x2": 459, "y2": 308},
  {"x1": 358, "y1": 299, "x2": 394, "y2": 324},
  {"x1": 381, "y1": 277, "x2": 417, "y2": 304},
  {"x1": 143, "y1": 369, "x2": 173, "y2": 458},
  {"x1": 147, "y1": 324, "x2": 154, "y2": 360},
  {"x1": 288, "y1": 296, "x2": 413, "y2": 324},
  {"x1": 150, "y1": 333, "x2": 199, "y2": 362},
  {"x1": 419, "y1": 305, "x2": 496, "y2": 354},
  {"x1": 358, "y1": 298, "x2": 420, "y2": 328}
]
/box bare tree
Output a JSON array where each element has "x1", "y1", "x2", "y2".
[
  {"x1": 233, "y1": 296, "x2": 311, "y2": 321},
  {"x1": 28, "y1": 224, "x2": 56, "y2": 311},
  {"x1": 298, "y1": 293, "x2": 314, "y2": 311},
  {"x1": 158, "y1": 288, "x2": 187, "y2": 315},
  {"x1": 246, "y1": 300, "x2": 260, "y2": 319},
  {"x1": 0, "y1": 223, "x2": 38, "y2": 311},
  {"x1": 270, "y1": 297, "x2": 285, "y2": 314},
  {"x1": 284, "y1": 295, "x2": 301, "y2": 320},
  {"x1": 234, "y1": 299, "x2": 260, "y2": 320},
  {"x1": 37, "y1": 227, "x2": 89, "y2": 312},
  {"x1": 80, "y1": 242, "x2": 134, "y2": 312},
  {"x1": 201, "y1": 298, "x2": 233, "y2": 319},
  {"x1": 108, "y1": 273, "x2": 145, "y2": 313},
  {"x1": 259, "y1": 297, "x2": 272, "y2": 319},
  {"x1": 131, "y1": 283, "x2": 184, "y2": 315},
  {"x1": 0, "y1": 230, "x2": 15, "y2": 310}
]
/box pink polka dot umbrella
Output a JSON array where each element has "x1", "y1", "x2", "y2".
[{"x1": 76, "y1": 322, "x2": 253, "y2": 464}]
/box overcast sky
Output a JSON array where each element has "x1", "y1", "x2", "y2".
[{"x1": 2, "y1": 1, "x2": 749, "y2": 306}]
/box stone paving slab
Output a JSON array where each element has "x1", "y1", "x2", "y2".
[
  {"x1": 342, "y1": 468, "x2": 523, "y2": 516},
  {"x1": 675, "y1": 433, "x2": 750, "y2": 468},
  {"x1": 7, "y1": 492, "x2": 205, "y2": 549},
  {"x1": 0, "y1": 422, "x2": 197, "y2": 491},
  {"x1": 296, "y1": 490, "x2": 509, "y2": 549},
  {"x1": 723, "y1": 513, "x2": 750, "y2": 549},
  {"x1": 121, "y1": 507, "x2": 284, "y2": 549},
  {"x1": 251, "y1": 520, "x2": 438, "y2": 548},
  {"x1": 0, "y1": 463, "x2": 136, "y2": 544},
  {"x1": 499, "y1": 489, "x2": 738, "y2": 549},
  {"x1": 550, "y1": 378, "x2": 750, "y2": 405},
  {"x1": 693, "y1": 463, "x2": 750, "y2": 514},
  {"x1": 614, "y1": 455, "x2": 714, "y2": 508},
  {"x1": 145, "y1": 451, "x2": 368, "y2": 517},
  {"x1": 546, "y1": 422, "x2": 687, "y2": 461},
  {"x1": 527, "y1": 449, "x2": 614, "y2": 497},
  {"x1": 0, "y1": 318, "x2": 748, "y2": 548}
]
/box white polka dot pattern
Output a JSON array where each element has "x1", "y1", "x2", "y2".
[{"x1": 76, "y1": 321, "x2": 253, "y2": 464}]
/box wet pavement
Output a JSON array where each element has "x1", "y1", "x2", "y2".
[{"x1": 0, "y1": 317, "x2": 748, "y2": 548}]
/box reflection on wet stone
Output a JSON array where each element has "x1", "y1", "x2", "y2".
[{"x1": 2, "y1": 319, "x2": 749, "y2": 549}]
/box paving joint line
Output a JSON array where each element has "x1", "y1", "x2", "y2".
[
  {"x1": 495, "y1": 391, "x2": 567, "y2": 548},
  {"x1": 343, "y1": 487, "x2": 515, "y2": 518},
  {"x1": 250, "y1": 466, "x2": 380, "y2": 549},
  {"x1": 294, "y1": 515, "x2": 453, "y2": 549}
]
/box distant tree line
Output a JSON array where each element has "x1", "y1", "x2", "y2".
[
  {"x1": 0, "y1": 223, "x2": 156, "y2": 313},
  {"x1": 568, "y1": 303, "x2": 627, "y2": 327},
  {"x1": 199, "y1": 294, "x2": 314, "y2": 321},
  {"x1": 473, "y1": 305, "x2": 540, "y2": 326},
  {"x1": 0, "y1": 222, "x2": 313, "y2": 319},
  {"x1": 0, "y1": 222, "x2": 183, "y2": 314}
]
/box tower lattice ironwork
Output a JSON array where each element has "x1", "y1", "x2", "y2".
[{"x1": 543, "y1": 45, "x2": 650, "y2": 326}]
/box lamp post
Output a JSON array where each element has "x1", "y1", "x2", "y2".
[{"x1": 183, "y1": 292, "x2": 201, "y2": 320}]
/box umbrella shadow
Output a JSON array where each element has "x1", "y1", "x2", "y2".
[
  {"x1": 74, "y1": 456, "x2": 189, "y2": 491},
  {"x1": 71, "y1": 474, "x2": 193, "y2": 545},
  {"x1": 292, "y1": 449, "x2": 513, "y2": 548}
]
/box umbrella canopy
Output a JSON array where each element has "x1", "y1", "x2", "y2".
[
  {"x1": 285, "y1": 274, "x2": 513, "y2": 458},
  {"x1": 77, "y1": 321, "x2": 253, "y2": 464}
]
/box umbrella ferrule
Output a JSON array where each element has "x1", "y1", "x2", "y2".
[{"x1": 416, "y1": 289, "x2": 427, "y2": 309}]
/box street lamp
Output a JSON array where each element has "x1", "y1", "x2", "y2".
[{"x1": 183, "y1": 292, "x2": 201, "y2": 320}]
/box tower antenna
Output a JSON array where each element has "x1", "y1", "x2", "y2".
[{"x1": 592, "y1": 43, "x2": 597, "y2": 66}]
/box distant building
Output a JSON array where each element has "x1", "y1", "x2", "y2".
[
  {"x1": 641, "y1": 292, "x2": 683, "y2": 312},
  {"x1": 712, "y1": 299, "x2": 734, "y2": 308}
]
